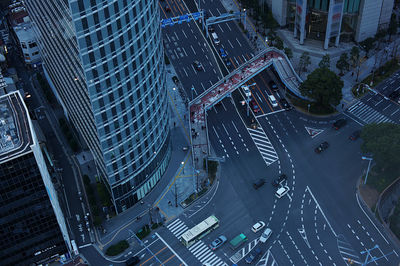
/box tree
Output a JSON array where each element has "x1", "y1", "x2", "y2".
[
  {"x1": 298, "y1": 52, "x2": 311, "y2": 74},
  {"x1": 359, "y1": 37, "x2": 375, "y2": 57},
  {"x1": 284, "y1": 47, "x2": 293, "y2": 60},
  {"x1": 318, "y1": 54, "x2": 330, "y2": 69},
  {"x1": 388, "y1": 13, "x2": 398, "y2": 41},
  {"x1": 350, "y1": 46, "x2": 360, "y2": 68},
  {"x1": 336, "y1": 52, "x2": 350, "y2": 75},
  {"x1": 299, "y1": 67, "x2": 343, "y2": 107},
  {"x1": 274, "y1": 37, "x2": 284, "y2": 50},
  {"x1": 375, "y1": 29, "x2": 387, "y2": 49},
  {"x1": 361, "y1": 123, "x2": 400, "y2": 171}
]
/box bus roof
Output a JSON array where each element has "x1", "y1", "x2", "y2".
[{"x1": 181, "y1": 215, "x2": 218, "y2": 241}]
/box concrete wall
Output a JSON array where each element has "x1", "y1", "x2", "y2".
[
  {"x1": 272, "y1": 0, "x2": 287, "y2": 26},
  {"x1": 355, "y1": 0, "x2": 382, "y2": 42},
  {"x1": 379, "y1": 0, "x2": 395, "y2": 28}
]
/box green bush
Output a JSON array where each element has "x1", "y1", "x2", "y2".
[
  {"x1": 151, "y1": 222, "x2": 163, "y2": 230},
  {"x1": 105, "y1": 240, "x2": 129, "y2": 256},
  {"x1": 83, "y1": 175, "x2": 91, "y2": 186},
  {"x1": 97, "y1": 182, "x2": 112, "y2": 207},
  {"x1": 136, "y1": 224, "x2": 151, "y2": 240},
  {"x1": 93, "y1": 215, "x2": 102, "y2": 226}
]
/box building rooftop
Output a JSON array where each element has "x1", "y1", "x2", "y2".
[{"x1": 0, "y1": 91, "x2": 34, "y2": 163}]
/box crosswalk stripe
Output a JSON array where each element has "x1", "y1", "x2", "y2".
[
  {"x1": 347, "y1": 101, "x2": 394, "y2": 124},
  {"x1": 214, "y1": 261, "x2": 226, "y2": 266},
  {"x1": 258, "y1": 145, "x2": 276, "y2": 153},
  {"x1": 173, "y1": 227, "x2": 188, "y2": 238},
  {"x1": 339, "y1": 250, "x2": 360, "y2": 259},
  {"x1": 188, "y1": 241, "x2": 203, "y2": 251},
  {"x1": 192, "y1": 244, "x2": 208, "y2": 257},
  {"x1": 253, "y1": 139, "x2": 274, "y2": 148},
  {"x1": 204, "y1": 255, "x2": 221, "y2": 265},
  {"x1": 167, "y1": 219, "x2": 181, "y2": 229},
  {"x1": 260, "y1": 152, "x2": 279, "y2": 160},
  {"x1": 170, "y1": 223, "x2": 187, "y2": 235},
  {"x1": 198, "y1": 250, "x2": 214, "y2": 262}
]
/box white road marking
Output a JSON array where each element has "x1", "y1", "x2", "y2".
[
  {"x1": 182, "y1": 29, "x2": 187, "y2": 38},
  {"x1": 231, "y1": 121, "x2": 239, "y2": 133},
  {"x1": 236, "y1": 37, "x2": 242, "y2": 47},
  {"x1": 155, "y1": 233, "x2": 188, "y2": 266},
  {"x1": 212, "y1": 126, "x2": 219, "y2": 138},
  {"x1": 190, "y1": 45, "x2": 196, "y2": 55},
  {"x1": 228, "y1": 39, "x2": 234, "y2": 49}
]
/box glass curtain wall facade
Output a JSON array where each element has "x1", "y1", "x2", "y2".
[
  {"x1": 25, "y1": 0, "x2": 170, "y2": 213},
  {"x1": 286, "y1": 0, "x2": 360, "y2": 42}
]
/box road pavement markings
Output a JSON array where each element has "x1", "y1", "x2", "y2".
[
  {"x1": 356, "y1": 193, "x2": 389, "y2": 244},
  {"x1": 346, "y1": 101, "x2": 394, "y2": 125},
  {"x1": 382, "y1": 104, "x2": 392, "y2": 111},
  {"x1": 155, "y1": 233, "x2": 188, "y2": 266},
  {"x1": 226, "y1": 23, "x2": 231, "y2": 31},
  {"x1": 236, "y1": 37, "x2": 242, "y2": 47},
  {"x1": 306, "y1": 186, "x2": 337, "y2": 237},
  {"x1": 336, "y1": 236, "x2": 361, "y2": 265},
  {"x1": 174, "y1": 31, "x2": 179, "y2": 41},
  {"x1": 190, "y1": 45, "x2": 196, "y2": 55},
  {"x1": 247, "y1": 127, "x2": 278, "y2": 166},
  {"x1": 189, "y1": 241, "x2": 226, "y2": 265},
  {"x1": 391, "y1": 108, "x2": 399, "y2": 116},
  {"x1": 181, "y1": 29, "x2": 187, "y2": 38},
  {"x1": 218, "y1": 24, "x2": 223, "y2": 32}
]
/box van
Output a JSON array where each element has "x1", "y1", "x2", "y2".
[
  {"x1": 211, "y1": 32, "x2": 220, "y2": 45},
  {"x1": 268, "y1": 94, "x2": 278, "y2": 107},
  {"x1": 275, "y1": 186, "x2": 290, "y2": 198}
]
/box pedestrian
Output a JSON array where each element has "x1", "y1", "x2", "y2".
[{"x1": 173, "y1": 121, "x2": 176, "y2": 127}]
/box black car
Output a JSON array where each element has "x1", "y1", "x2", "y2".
[
  {"x1": 253, "y1": 179, "x2": 265, "y2": 189},
  {"x1": 333, "y1": 119, "x2": 347, "y2": 130},
  {"x1": 245, "y1": 248, "x2": 261, "y2": 264},
  {"x1": 224, "y1": 58, "x2": 232, "y2": 68},
  {"x1": 272, "y1": 174, "x2": 287, "y2": 187},
  {"x1": 268, "y1": 80, "x2": 278, "y2": 91},
  {"x1": 279, "y1": 98, "x2": 291, "y2": 110},
  {"x1": 315, "y1": 141, "x2": 329, "y2": 153},
  {"x1": 193, "y1": 60, "x2": 203, "y2": 71},
  {"x1": 349, "y1": 130, "x2": 361, "y2": 140},
  {"x1": 208, "y1": 26, "x2": 215, "y2": 33},
  {"x1": 126, "y1": 256, "x2": 140, "y2": 266}
]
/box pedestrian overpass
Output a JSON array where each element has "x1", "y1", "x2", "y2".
[{"x1": 188, "y1": 47, "x2": 303, "y2": 184}]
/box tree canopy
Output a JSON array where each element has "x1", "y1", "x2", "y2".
[
  {"x1": 336, "y1": 52, "x2": 349, "y2": 75},
  {"x1": 359, "y1": 37, "x2": 375, "y2": 57},
  {"x1": 350, "y1": 46, "x2": 360, "y2": 68},
  {"x1": 389, "y1": 13, "x2": 398, "y2": 40},
  {"x1": 299, "y1": 67, "x2": 343, "y2": 106},
  {"x1": 298, "y1": 52, "x2": 311, "y2": 74},
  {"x1": 318, "y1": 54, "x2": 331, "y2": 69},
  {"x1": 361, "y1": 123, "x2": 400, "y2": 171}
]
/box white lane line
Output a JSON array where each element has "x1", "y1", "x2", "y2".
[
  {"x1": 183, "y1": 68, "x2": 188, "y2": 77},
  {"x1": 218, "y1": 24, "x2": 223, "y2": 32},
  {"x1": 228, "y1": 39, "x2": 234, "y2": 49},
  {"x1": 236, "y1": 37, "x2": 242, "y2": 47},
  {"x1": 221, "y1": 123, "x2": 229, "y2": 135},
  {"x1": 221, "y1": 101, "x2": 227, "y2": 111},
  {"x1": 382, "y1": 104, "x2": 392, "y2": 111},
  {"x1": 356, "y1": 193, "x2": 389, "y2": 244},
  {"x1": 226, "y1": 23, "x2": 231, "y2": 31},
  {"x1": 182, "y1": 29, "x2": 187, "y2": 38},
  {"x1": 174, "y1": 31, "x2": 179, "y2": 41},
  {"x1": 391, "y1": 108, "x2": 399, "y2": 116},
  {"x1": 307, "y1": 186, "x2": 337, "y2": 237},
  {"x1": 155, "y1": 232, "x2": 188, "y2": 266},
  {"x1": 200, "y1": 82, "x2": 205, "y2": 91},
  {"x1": 231, "y1": 121, "x2": 239, "y2": 133},
  {"x1": 212, "y1": 126, "x2": 220, "y2": 138},
  {"x1": 190, "y1": 45, "x2": 196, "y2": 55}
]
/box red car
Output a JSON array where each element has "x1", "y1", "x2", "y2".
[{"x1": 250, "y1": 100, "x2": 260, "y2": 113}]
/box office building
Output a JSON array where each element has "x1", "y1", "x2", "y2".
[
  {"x1": 268, "y1": 0, "x2": 394, "y2": 48},
  {"x1": 25, "y1": 0, "x2": 171, "y2": 213},
  {"x1": 0, "y1": 91, "x2": 69, "y2": 265}
]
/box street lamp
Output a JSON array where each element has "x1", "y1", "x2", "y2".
[
  {"x1": 181, "y1": 161, "x2": 185, "y2": 174},
  {"x1": 307, "y1": 104, "x2": 310, "y2": 113},
  {"x1": 361, "y1": 156, "x2": 373, "y2": 185}
]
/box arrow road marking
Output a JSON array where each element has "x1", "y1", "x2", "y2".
[{"x1": 298, "y1": 227, "x2": 311, "y2": 249}]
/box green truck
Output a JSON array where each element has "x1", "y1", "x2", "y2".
[{"x1": 229, "y1": 233, "x2": 247, "y2": 250}]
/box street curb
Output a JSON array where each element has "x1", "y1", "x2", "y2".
[{"x1": 356, "y1": 176, "x2": 400, "y2": 249}]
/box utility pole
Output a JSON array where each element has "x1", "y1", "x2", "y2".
[{"x1": 174, "y1": 181, "x2": 178, "y2": 207}]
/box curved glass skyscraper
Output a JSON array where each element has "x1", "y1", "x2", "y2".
[{"x1": 26, "y1": 0, "x2": 171, "y2": 213}]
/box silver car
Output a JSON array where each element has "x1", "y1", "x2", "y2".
[{"x1": 209, "y1": 235, "x2": 227, "y2": 251}]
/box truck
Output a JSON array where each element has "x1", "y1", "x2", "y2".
[{"x1": 229, "y1": 233, "x2": 247, "y2": 250}]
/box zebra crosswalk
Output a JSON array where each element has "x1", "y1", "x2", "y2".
[
  {"x1": 346, "y1": 101, "x2": 394, "y2": 124},
  {"x1": 336, "y1": 235, "x2": 361, "y2": 265},
  {"x1": 166, "y1": 219, "x2": 227, "y2": 266},
  {"x1": 247, "y1": 127, "x2": 278, "y2": 166}
]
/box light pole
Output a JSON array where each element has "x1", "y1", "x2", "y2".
[
  {"x1": 307, "y1": 104, "x2": 310, "y2": 113},
  {"x1": 181, "y1": 161, "x2": 185, "y2": 175},
  {"x1": 243, "y1": 9, "x2": 247, "y2": 31},
  {"x1": 361, "y1": 156, "x2": 373, "y2": 185}
]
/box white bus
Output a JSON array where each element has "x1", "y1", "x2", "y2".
[{"x1": 180, "y1": 215, "x2": 219, "y2": 247}]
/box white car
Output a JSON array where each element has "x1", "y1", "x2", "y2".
[
  {"x1": 259, "y1": 228, "x2": 272, "y2": 243},
  {"x1": 251, "y1": 221, "x2": 265, "y2": 233},
  {"x1": 275, "y1": 186, "x2": 290, "y2": 198},
  {"x1": 242, "y1": 86, "x2": 251, "y2": 97}
]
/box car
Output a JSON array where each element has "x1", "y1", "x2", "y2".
[
  {"x1": 259, "y1": 228, "x2": 273, "y2": 243},
  {"x1": 271, "y1": 174, "x2": 287, "y2": 187},
  {"x1": 242, "y1": 86, "x2": 251, "y2": 97},
  {"x1": 209, "y1": 235, "x2": 227, "y2": 250},
  {"x1": 193, "y1": 60, "x2": 202, "y2": 71},
  {"x1": 251, "y1": 221, "x2": 265, "y2": 233},
  {"x1": 219, "y1": 48, "x2": 227, "y2": 58},
  {"x1": 250, "y1": 100, "x2": 260, "y2": 113},
  {"x1": 224, "y1": 58, "x2": 232, "y2": 68},
  {"x1": 349, "y1": 130, "x2": 361, "y2": 140},
  {"x1": 245, "y1": 248, "x2": 261, "y2": 264},
  {"x1": 314, "y1": 141, "x2": 329, "y2": 153},
  {"x1": 126, "y1": 256, "x2": 140, "y2": 266},
  {"x1": 253, "y1": 179, "x2": 265, "y2": 189},
  {"x1": 268, "y1": 94, "x2": 278, "y2": 107},
  {"x1": 279, "y1": 98, "x2": 291, "y2": 109},
  {"x1": 333, "y1": 119, "x2": 347, "y2": 130},
  {"x1": 268, "y1": 80, "x2": 278, "y2": 91},
  {"x1": 208, "y1": 26, "x2": 215, "y2": 33},
  {"x1": 165, "y1": 5, "x2": 171, "y2": 12},
  {"x1": 275, "y1": 186, "x2": 290, "y2": 198},
  {"x1": 172, "y1": 76, "x2": 179, "y2": 84}
]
